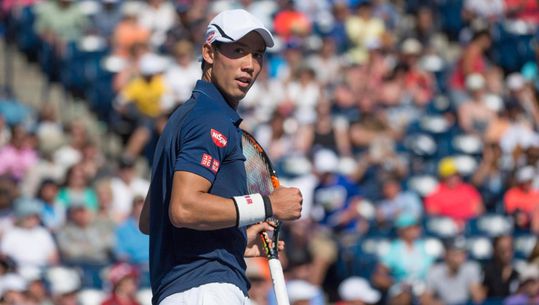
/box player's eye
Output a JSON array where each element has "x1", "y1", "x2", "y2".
[
  {"x1": 235, "y1": 47, "x2": 246, "y2": 54},
  {"x1": 253, "y1": 52, "x2": 264, "y2": 59}
]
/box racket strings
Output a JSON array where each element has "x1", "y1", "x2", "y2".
[{"x1": 241, "y1": 137, "x2": 274, "y2": 196}]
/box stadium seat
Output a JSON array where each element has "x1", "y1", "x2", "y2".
[
  {"x1": 136, "y1": 288, "x2": 152, "y2": 305},
  {"x1": 452, "y1": 134, "x2": 483, "y2": 155},
  {"x1": 514, "y1": 234, "x2": 537, "y2": 260},
  {"x1": 466, "y1": 236, "x2": 493, "y2": 261},
  {"x1": 407, "y1": 175, "x2": 439, "y2": 197},
  {"x1": 424, "y1": 216, "x2": 460, "y2": 238},
  {"x1": 424, "y1": 237, "x2": 445, "y2": 260},
  {"x1": 466, "y1": 215, "x2": 513, "y2": 237}
]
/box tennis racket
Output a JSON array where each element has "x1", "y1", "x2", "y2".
[{"x1": 241, "y1": 129, "x2": 290, "y2": 305}]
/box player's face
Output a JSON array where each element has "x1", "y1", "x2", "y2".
[{"x1": 210, "y1": 32, "x2": 265, "y2": 107}]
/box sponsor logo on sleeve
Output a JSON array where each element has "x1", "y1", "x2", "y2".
[
  {"x1": 201, "y1": 153, "x2": 213, "y2": 168},
  {"x1": 245, "y1": 195, "x2": 253, "y2": 204},
  {"x1": 211, "y1": 159, "x2": 220, "y2": 173},
  {"x1": 210, "y1": 129, "x2": 228, "y2": 148}
]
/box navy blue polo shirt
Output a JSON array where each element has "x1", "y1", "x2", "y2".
[{"x1": 148, "y1": 80, "x2": 249, "y2": 305}]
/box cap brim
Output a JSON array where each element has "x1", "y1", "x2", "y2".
[{"x1": 214, "y1": 28, "x2": 274, "y2": 48}]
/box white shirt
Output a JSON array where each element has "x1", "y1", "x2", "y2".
[
  {"x1": 163, "y1": 61, "x2": 200, "y2": 111},
  {"x1": 1, "y1": 226, "x2": 56, "y2": 268},
  {"x1": 109, "y1": 176, "x2": 150, "y2": 220},
  {"x1": 138, "y1": 2, "x2": 176, "y2": 48}
]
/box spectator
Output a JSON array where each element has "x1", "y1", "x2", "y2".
[
  {"x1": 138, "y1": 0, "x2": 175, "y2": 49},
  {"x1": 34, "y1": 0, "x2": 89, "y2": 55},
  {"x1": 482, "y1": 235, "x2": 520, "y2": 298},
  {"x1": 0, "y1": 274, "x2": 29, "y2": 305},
  {"x1": 163, "y1": 39, "x2": 200, "y2": 110},
  {"x1": 90, "y1": 0, "x2": 122, "y2": 40},
  {"x1": 422, "y1": 237, "x2": 485, "y2": 305},
  {"x1": 306, "y1": 37, "x2": 342, "y2": 87},
  {"x1": 115, "y1": 53, "x2": 168, "y2": 158},
  {"x1": 285, "y1": 280, "x2": 323, "y2": 305},
  {"x1": 114, "y1": 196, "x2": 149, "y2": 266},
  {"x1": 0, "y1": 197, "x2": 58, "y2": 276},
  {"x1": 425, "y1": 157, "x2": 483, "y2": 226},
  {"x1": 112, "y1": 3, "x2": 150, "y2": 58},
  {"x1": 504, "y1": 166, "x2": 539, "y2": 230},
  {"x1": 310, "y1": 149, "x2": 365, "y2": 235},
  {"x1": 337, "y1": 277, "x2": 381, "y2": 305},
  {"x1": 449, "y1": 30, "x2": 492, "y2": 105},
  {"x1": 36, "y1": 178, "x2": 65, "y2": 232},
  {"x1": 0, "y1": 124, "x2": 38, "y2": 181},
  {"x1": 458, "y1": 73, "x2": 497, "y2": 138},
  {"x1": 46, "y1": 267, "x2": 81, "y2": 305},
  {"x1": 345, "y1": 1, "x2": 385, "y2": 64},
  {"x1": 56, "y1": 164, "x2": 98, "y2": 212},
  {"x1": 297, "y1": 99, "x2": 352, "y2": 157},
  {"x1": 504, "y1": 264, "x2": 539, "y2": 305},
  {"x1": 471, "y1": 142, "x2": 509, "y2": 212},
  {"x1": 53, "y1": 120, "x2": 89, "y2": 174},
  {"x1": 56, "y1": 203, "x2": 114, "y2": 287},
  {"x1": 372, "y1": 213, "x2": 435, "y2": 292},
  {"x1": 376, "y1": 178, "x2": 423, "y2": 227},
  {"x1": 109, "y1": 157, "x2": 149, "y2": 222},
  {"x1": 101, "y1": 263, "x2": 141, "y2": 305}
]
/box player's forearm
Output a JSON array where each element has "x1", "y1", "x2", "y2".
[{"x1": 169, "y1": 192, "x2": 238, "y2": 230}]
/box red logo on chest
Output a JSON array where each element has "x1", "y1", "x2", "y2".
[{"x1": 211, "y1": 129, "x2": 227, "y2": 148}]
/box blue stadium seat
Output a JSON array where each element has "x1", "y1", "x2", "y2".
[{"x1": 465, "y1": 215, "x2": 513, "y2": 238}]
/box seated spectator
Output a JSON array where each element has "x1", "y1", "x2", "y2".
[
  {"x1": 296, "y1": 99, "x2": 352, "y2": 157},
  {"x1": 56, "y1": 164, "x2": 98, "y2": 212},
  {"x1": 56, "y1": 203, "x2": 114, "y2": 287},
  {"x1": 310, "y1": 149, "x2": 365, "y2": 235},
  {"x1": 425, "y1": 157, "x2": 483, "y2": 227},
  {"x1": 115, "y1": 53, "x2": 168, "y2": 158},
  {"x1": 285, "y1": 280, "x2": 323, "y2": 305},
  {"x1": 372, "y1": 213, "x2": 435, "y2": 292},
  {"x1": 112, "y1": 3, "x2": 150, "y2": 58},
  {"x1": 109, "y1": 156, "x2": 149, "y2": 222},
  {"x1": 90, "y1": 0, "x2": 121, "y2": 40},
  {"x1": 504, "y1": 166, "x2": 539, "y2": 231},
  {"x1": 0, "y1": 273, "x2": 29, "y2": 305},
  {"x1": 504, "y1": 264, "x2": 539, "y2": 305},
  {"x1": 114, "y1": 196, "x2": 149, "y2": 266},
  {"x1": 36, "y1": 178, "x2": 65, "y2": 231},
  {"x1": 0, "y1": 197, "x2": 58, "y2": 276},
  {"x1": 422, "y1": 237, "x2": 485, "y2": 305},
  {"x1": 34, "y1": 0, "x2": 89, "y2": 56},
  {"x1": 53, "y1": 120, "x2": 89, "y2": 174},
  {"x1": 482, "y1": 235, "x2": 520, "y2": 298},
  {"x1": 376, "y1": 178, "x2": 423, "y2": 227},
  {"x1": 449, "y1": 30, "x2": 491, "y2": 105},
  {"x1": 471, "y1": 142, "x2": 509, "y2": 212},
  {"x1": 138, "y1": 0, "x2": 175, "y2": 49},
  {"x1": 345, "y1": 1, "x2": 385, "y2": 64},
  {"x1": 337, "y1": 277, "x2": 381, "y2": 305},
  {"x1": 458, "y1": 73, "x2": 497, "y2": 138},
  {"x1": 0, "y1": 124, "x2": 38, "y2": 181},
  {"x1": 163, "y1": 39, "x2": 200, "y2": 110},
  {"x1": 101, "y1": 263, "x2": 141, "y2": 305}
]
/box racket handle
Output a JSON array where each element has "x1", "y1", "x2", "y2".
[{"x1": 268, "y1": 258, "x2": 290, "y2": 305}]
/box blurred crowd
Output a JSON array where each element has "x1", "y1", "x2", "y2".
[{"x1": 1, "y1": 0, "x2": 539, "y2": 304}]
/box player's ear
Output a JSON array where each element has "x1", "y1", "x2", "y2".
[{"x1": 202, "y1": 43, "x2": 215, "y2": 65}]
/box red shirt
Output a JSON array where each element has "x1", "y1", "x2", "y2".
[
  {"x1": 504, "y1": 186, "x2": 539, "y2": 214},
  {"x1": 425, "y1": 182, "x2": 482, "y2": 221},
  {"x1": 101, "y1": 295, "x2": 141, "y2": 305}
]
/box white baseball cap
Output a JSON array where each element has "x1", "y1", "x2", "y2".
[
  {"x1": 338, "y1": 277, "x2": 381, "y2": 304},
  {"x1": 205, "y1": 9, "x2": 274, "y2": 48}
]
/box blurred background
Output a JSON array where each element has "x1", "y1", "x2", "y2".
[{"x1": 1, "y1": 0, "x2": 539, "y2": 304}]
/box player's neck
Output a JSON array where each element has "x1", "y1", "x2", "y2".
[{"x1": 201, "y1": 72, "x2": 240, "y2": 110}]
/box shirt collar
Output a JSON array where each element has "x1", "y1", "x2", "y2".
[{"x1": 193, "y1": 80, "x2": 242, "y2": 126}]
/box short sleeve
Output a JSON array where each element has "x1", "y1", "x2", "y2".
[
  {"x1": 465, "y1": 262, "x2": 482, "y2": 285},
  {"x1": 175, "y1": 113, "x2": 234, "y2": 183}
]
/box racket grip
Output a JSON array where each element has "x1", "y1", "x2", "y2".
[{"x1": 268, "y1": 258, "x2": 290, "y2": 305}]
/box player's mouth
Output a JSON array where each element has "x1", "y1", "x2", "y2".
[{"x1": 236, "y1": 77, "x2": 252, "y2": 88}]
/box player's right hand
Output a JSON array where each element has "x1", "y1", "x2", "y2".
[{"x1": 268, "y1": 186, "x2": 302, "y2": 221}]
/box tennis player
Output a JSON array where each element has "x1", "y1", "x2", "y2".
[{"x1": 139, "y1": 9, "x2": 303, "y2": 305}]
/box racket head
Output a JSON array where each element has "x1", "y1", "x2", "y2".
[{"x1": 241, "y1": 129, "x2": 282, "y2": 259}]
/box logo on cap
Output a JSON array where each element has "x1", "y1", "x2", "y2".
[
  {"x1": 211, "y1": 129, "x2": 227, "y2": 148},
  {"x1": 206, "y1": 30, "x2": 216, "y2": 44}
]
